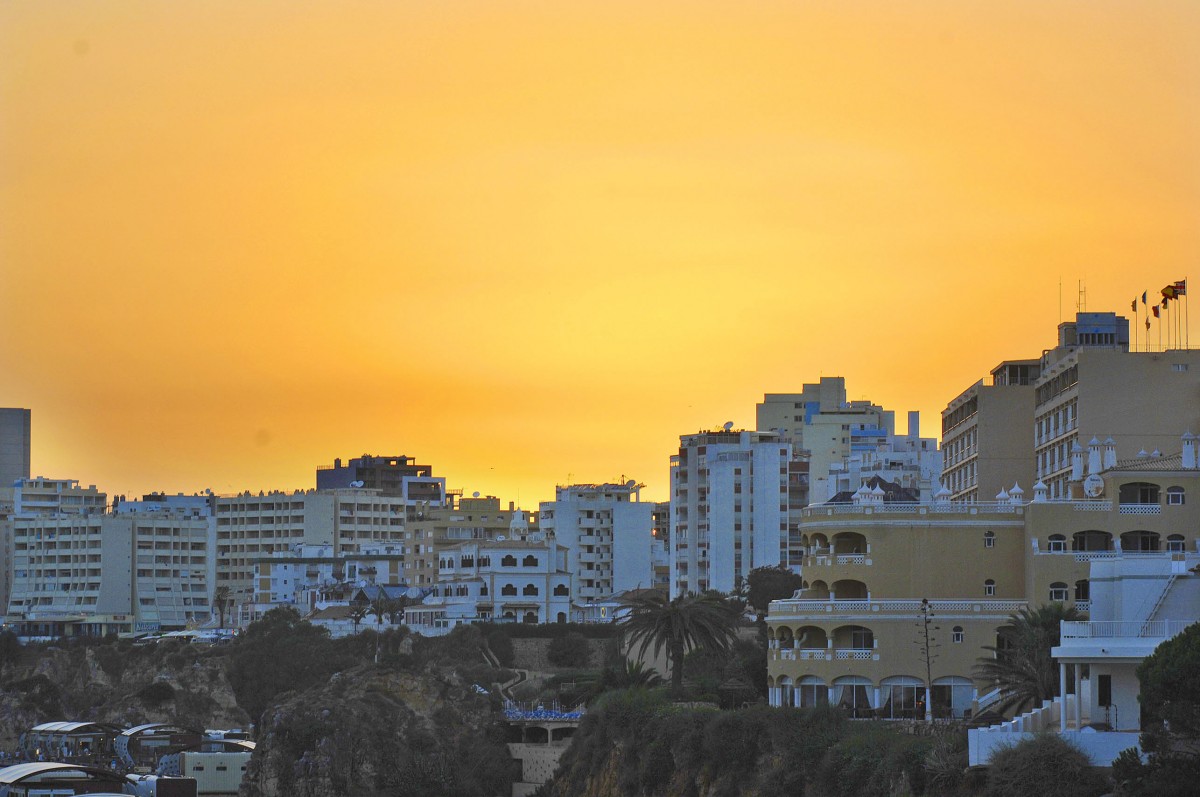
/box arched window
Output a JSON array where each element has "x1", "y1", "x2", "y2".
[
  {"x1": 1075, "y1": 579, "x2": 1090, "y2": 601},
  {"x1": 522, "y1": 554, "x2": 538, "y2": 567},
  {"x1": 1167, "y1": 486, "x2": 1186, "y2": 506},
  {"x1": 952, "y1": 626, "x2": 964, "y2": 644},
  {"x1": 984, "y1": 579, "x2": 996, "y2": 597},
  {"x1": 501, "y1": 583, "x2": 517, "y2": 596},
  {"x1": 1121, "y1": 530, "x2": 1160, "y2": 552},
  {"x1": 1167, "y1": 534, "x2": 1186, "y2": 552},
  {"x1": 1119, "y1": 482, "x2": 1160, "y2": 504},
  {"x1": 556, "y1": 612, "x2": 567, "y2": 623},
  {"x1": 1047, "y1": 534, "x2": 1066, "y2": 552},
  {"x1": 501, "y1": 555, "x2": 517, "y2": 567},
  {"x1": 983, "y1": 531, "x2": 995, "y2": 549},
  {"x1": 553, "y1": 584, "x2": 569, "y2": 596},
  {"x1": 480, "y1": 583, "x2": 489, "y2": 596},
  {"x1": 523, "y1": 611, "x2": 537, "y2": 624},
  {"x1": 1049, "y1": 582, "x2": 1069, "y2": 602},
  {"x1": 522, "y1": 584, "x2": 539, "y2": 596}
]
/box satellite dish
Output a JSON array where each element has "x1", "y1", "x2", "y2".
[
  {"x1": 495, "y1": 535, "x2": 506, "y2": 541},
  {"x1": 350, "y1": 480, "x2": 365, "y2": 488},
  {"x1": 1083, "y1": 474, "x2": 1105, "y2": 498},
  {"x1": 626, "y1": 480, "x2": 637, "y2": 488},
  {"x1": 472, "y1": 491, "x2": 480, "y2": 498},
  {"x1": 723, "y1": 421, "x2": 734, "y2": 431}
]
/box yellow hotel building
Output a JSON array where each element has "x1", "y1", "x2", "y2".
[{"x1": 766, "y1": 435, "x2": 1200, "y2": 720}]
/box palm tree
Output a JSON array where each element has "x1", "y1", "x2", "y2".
[
  {"x1": 974, "y1": 603, "x2": 1081, "y2": 715},
  {"x1": 349, "y1": 603, "x2": 370, "y2": 635},
  {"x1": 212, "y1": 586, "x2": 231, "y2": 629},
  {"x1": 618, "y1": 591, "x2": 740, "y2": 691}
]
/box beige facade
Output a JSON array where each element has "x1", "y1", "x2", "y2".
[
  {"x1": 215, "y1": 488, "x2": 408, "y2": 617},
  {"x1": 941, "y1": 360, "x2": 1039, "y2": 502},
  {"x1": 767, "y1": 446, "x2": 1200, "y2": 718},
  {"x1": 1034, "y1": 346, "x2": 1200, "y2": 498},
  {"x1": 757, "y1": 377, "x2": 893, "y2": 504},
  {"x1": 404, "y1": 495, "x2": 534, "y2": 588}
]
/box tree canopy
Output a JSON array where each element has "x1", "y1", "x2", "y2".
[
  {"x1": 618, "y1": 591, "x2": 740, "y2": 691},
  {"x1": 973, "y1": 603, "x2": 1080, "y2": 715},
  {"x1": 747, "y1": 565, "x2": 804, "y2": 617}
]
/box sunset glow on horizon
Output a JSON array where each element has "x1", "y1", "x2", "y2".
[{"x1": 2, "y1": 1, "x2": 1197, "y2": 505}]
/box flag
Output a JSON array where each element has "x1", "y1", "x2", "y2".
[
  {"x1": 1142, "y1": 291, "x2": 1148, "y2": 305},
  {"x1": 1146, "y1": 317, "x2": 1151, "y2": 331},
  {"x1": 1163, "y1": 298, "x2": 1170, "y2": 309},
  {"x1": 1153, "y1": 305, "x2": 1161, "y2": 318},
  {"x1": 1175, "y1": 279, "x2": 1188, "y2": 296},
  {"x1": 1132, "y1": 298, "x2": 1138, "y2": 313},
  {"x1": 1162, "y1": 284, "x2": 1178, "y2": 301}
]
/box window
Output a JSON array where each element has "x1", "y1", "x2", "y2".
[
  {"x1": 1047, "y1": 535, "x2": 1066, "y2": 552},
  {"x1": 983, "y1": 531, "x2": 995, "y2": 549},
  {"x1": 501, "y1": 555, "x2": 517, "y2": 567},
  {"x1": 1049, "y1": 582, "x2": 1069, "y2": 602},
  {"x1": 984, "y1": 579, "x2": 996, "y2": 597},
  {"x1": 522, "y1": 584, "x2": 539, "y2": 596},
  {"x1": 850, "y1": 627, "x2": 874, "y2": 649},
  {"x1": 1167, "y1": 534, "x2": 1186, "y2": 552},
  {"x1": 553, "y1": 584, "x2": 569, "y2": 596},
  {"x1": 1167, "y1": 487, "x2": 1185, "y2": 506},
  {"x1": 952, "y1": 626, "x2": 964, "y2": 644},
  {"x1": 522, "y1": 555, "x2": 538, "y2": 567},
  {"x1": 501, "y1": 583, "x2": 517, "y2": 596}
]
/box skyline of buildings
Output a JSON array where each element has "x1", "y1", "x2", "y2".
[{"x1": 2, "y1": 305, "x2": 1199, "y2": 637}]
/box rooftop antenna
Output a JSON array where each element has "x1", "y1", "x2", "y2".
[
  {"x1": 1058, "y1": 277, "x2": 1062, "y2": 323},
  {"x1": 1077, "y1": 279, "x2": 1087, "y2": 313}
]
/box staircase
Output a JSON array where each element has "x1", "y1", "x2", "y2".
[{"x1": 1151, "y1": 573, "x2": 1200, "y2": 622}]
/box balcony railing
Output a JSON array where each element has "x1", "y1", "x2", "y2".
[
  {"x1": 835, "y1": 649, "x2": 877, "y2": 660},
  {"x1": 1118, "y1": 504, "x2": 1161, "y2": 515},
  {"x1": 1060, "y1": 620, "x2": 1191, "y2": 640},
  {"x1": 770, "y1": 598, "x2": 1027, "y2": 616}
]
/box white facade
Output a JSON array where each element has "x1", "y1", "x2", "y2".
[
  {"x1": 214, "y1": 488, "x2": 408, "y2": 622},
  {"x1": 969, "y1": 552, "x2": 1200, "y2": 766},
  {"x1": 670, "y1": 430, "x2": 790, "y2": 597},
  {"x1": 408, "y1": 538, "x2": 572, "y2": 632},
  {"x1": 825, "y1": 414, "x2": 940, "y2": 502},
  {"x1": 539, "y1": 483, "x2": 655, "y2": 602},
  {"x1": 7, "y1": 503, "x2": 214, "y2": 636}
]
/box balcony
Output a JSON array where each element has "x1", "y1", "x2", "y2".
[
  {"x1": 1060, "y1": 620, "x2": 1191, "y2": 640},
  {"x1": 1117, "y1": 504, "x2": 1161, "y2": 515},
  {"x1": 770, "y1": 598, "x2": 1027, "y2": 619},
  {"x1": 834, "y1": 649, "x2": 878, "y2": 661}
]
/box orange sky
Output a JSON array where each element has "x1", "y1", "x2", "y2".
[{"x1": 2, "y1": 1, "x2": 1197, "y2": 505}]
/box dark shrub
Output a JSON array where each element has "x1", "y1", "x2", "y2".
[
  {"x1": 986, "y1": 734, "x2": 1109, "y2": 797},
  {"x1": 547, "y1": 633, "x2": 591, "y2": 668}
]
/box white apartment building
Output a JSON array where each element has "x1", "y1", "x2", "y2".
[
  {"x1": 670, "y1": 429, "x2": 790, "y2": 597},
  {"x1": 407, "y1": 536, "x2": 572, "y2": 632},
  {"x1": 539, "y1": 482, "x2": 655, "y2": 603},
  {"x1": 825, "y1": 411, "x2": 940, "y2": 503},
  {"x1": 214, "y1": 488, "x2": 408, "y2": 623},
  {"x1": 251, "y1": 542, "x2": 407, "y2": 615},
  {"x1": 7, "y1": 489, "x2": 213, "y2": 638}
]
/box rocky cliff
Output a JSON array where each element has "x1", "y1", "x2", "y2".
[
  {"x1": 0, "y1": 639, "x2": 249, "y2": 748},
  {"x1": 241, "y1": 664, "x2": 517, "y2": 797}
]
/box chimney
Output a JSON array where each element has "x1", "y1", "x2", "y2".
[
  {"x1": 1183, "y1": 432, "x2": 1197, "y2": 470},
  {"x1": 1103, "y1": 437, "x2": 1117, "y2": 469},
  {"x1": 1071, "y1": 442, "x2": 1084, "y2": 482},
  {"x1": 1088, "y1": 437, "x2": 1102, "y2": 475}
]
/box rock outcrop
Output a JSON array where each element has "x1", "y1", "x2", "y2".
[
  {"x1": 0, "y1": 640, "x2": 248, "y2": 748},
  {"x1": 241, "y1": 664, "x2": 518, "y2": 797}
]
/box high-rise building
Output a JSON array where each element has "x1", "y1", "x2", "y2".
[
  {"x1": 0, "y1": 409, "x2": 31, "y2": 487},
  {"x1": 214, "y1": 488, "x2": 410, "y2": 623},
  {"x1": 943, "y1": 312, "x2": 1200, "y2": 501},
  {"x1": 316, "y1": 454, "x2": 446, "y2": 504},
  {"x1": 1034, "y1": 313, "x2": 1200, "y2": 498},
  {"x1": 941, "y1": 359, "x2": 1041, "y2": 502},
  {"x1": 758, "y1": 379, "x2": 938, "y2": 506},
  {"x1": 6, "y1": 483, "x2": 214, "y2": 637},
  {"x1": 670, "y1": 429, "x2": 790, "y2": 597},
  {"x1": 539, "y1": 482, "x2": 656, "y2": 603}
]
